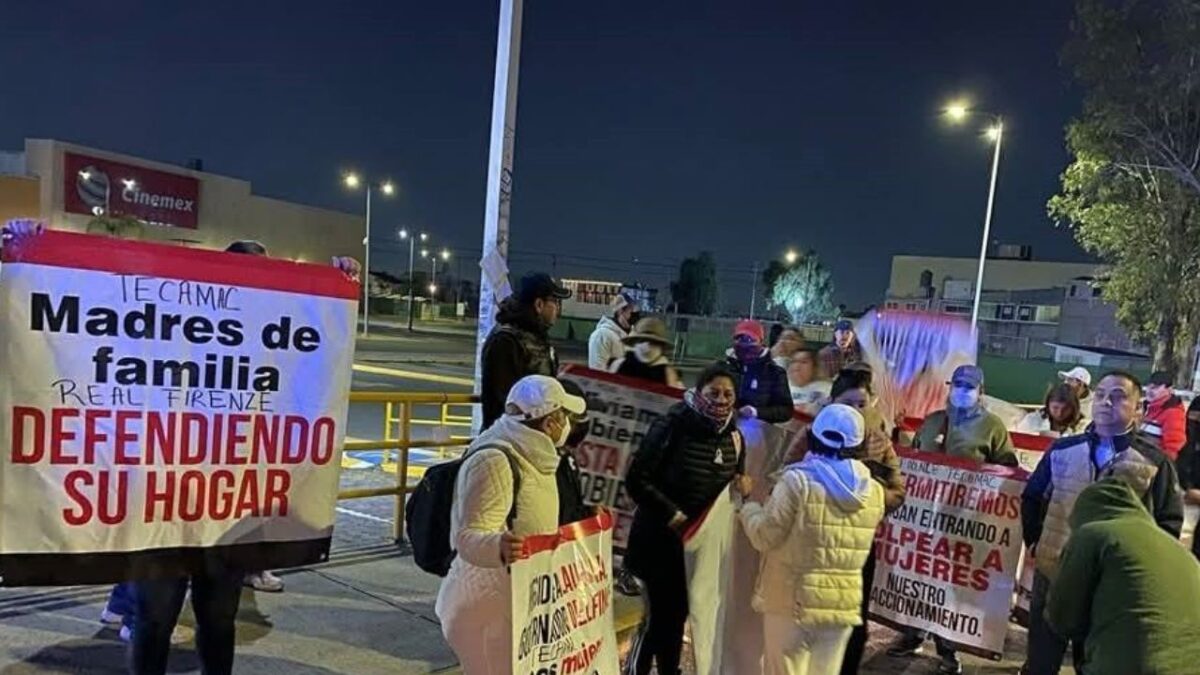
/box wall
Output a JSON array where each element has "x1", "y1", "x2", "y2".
[
  {"x1": 0, "y1": 175, "x2": 40, "y2": 224},
  {"x1": 1056, "y1": 297, "x2": 1139, "y2": 352},
  {"x1": 889, "y1": 255, "x2": 1103, "y2": 298},
  {"x1": 21, "y1": 139, "x2": 363, "y2": 265}
]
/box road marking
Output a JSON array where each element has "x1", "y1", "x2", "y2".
[
  {"x1": 335, "y1": 506, "x2": 394, "y2": 525},
  {"x1": 352, "y1": 363, "x2": 474, "y2": 387}
]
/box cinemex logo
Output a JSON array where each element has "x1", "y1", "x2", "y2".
[{"x1": 121, "y1": 184, "x2": 195, "y2": 213}]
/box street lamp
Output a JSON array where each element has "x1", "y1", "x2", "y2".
[
  {"x1": 750, "y1": 249, "x2": 802, "y2": 320},
  {"x1": 343, "y1": 172, "x2": 397, "y2": 336},
  {"x1": 944, "y1": 101, "x2": 1004, "y2": 336},
  {"x1": 784, "y1": 249, "x2": 799, "y2": 265},
  {"x1": 399, "y1": 228, "x2": 429, "y2": 332}
]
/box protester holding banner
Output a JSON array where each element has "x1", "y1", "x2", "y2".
[
  {"x1": 737, "y1": 404, "x2": 885, "y2": 675},
  {"x1": 1019, "y1": 371, "x2": 1184, "y2": 675},
  {"x1": 1016, "y1": 384, "x2": 1085, "y2": 438},
  {"x1": 726, "y1": 320, "x2": 794, "y2": 424},
  {"x1": 435, "y1": 375, "x2": 585, "y2": 674},
  {"x1": 624, "y1": 364, "x2": 744, "y2": 675},
  {"x1": 480, "y1": 273, "x2": 571, "y2": 428},
  {"x1": 912, "y1": 365, "x2": 1018, "y2": 467},
  {"x1": 611, "y1": 316, "x2": 683, "y2": 388},
  {"x1": 1046, "y1": 479, "x2": 1200, "y2": 675}
]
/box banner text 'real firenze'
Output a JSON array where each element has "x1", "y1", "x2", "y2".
[{"x1": 9, "y1": 274, "x2": 338, "y2": 529}]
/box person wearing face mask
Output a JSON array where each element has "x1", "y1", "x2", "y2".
[
  {"x1": 624, "y1": 364, "x2": 745, "y2": 675},
  {"x1": 912, "y1": 364, "x2": 1018, "y2": 467},
  {"x1": 892, "y1": 364, "x2": 1016, "y2": 674},
  {"x1": 611, "y1": 317, "x2": 683, "y2": 388},
  {"x1": 435, "y1": 375, "x2": 585, "y2": 674},
  {"x1": 725, "y1": 320, "x2": 794, "y2": 424},
  {"x1": 480, "y1": 273, "x2": 571, "y2": 429},
  {"x1": 1018, "y1": 371, "x2": 1183, "y2": 675},
  {"x1": 1140, "y1": 371, "x2": 1187, "y2": 461}
]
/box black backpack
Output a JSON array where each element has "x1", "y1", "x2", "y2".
[{"x1": 406, "y1": 444, "x2": 522, "y2": 576}]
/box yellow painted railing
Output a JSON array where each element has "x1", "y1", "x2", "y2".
[{"x1": 337, "y1": 391, "x2": 479, "y2": 540}]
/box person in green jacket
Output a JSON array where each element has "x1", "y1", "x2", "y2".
[
  {"x1": 1046, "y1": 478, "x2": 1200, "y2": 675},
  {"x1": 913, "y1": 364, "x2": 1017, "y2": 467}
]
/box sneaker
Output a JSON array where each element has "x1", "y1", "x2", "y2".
[
  {"x1": 171, "y1": 624, "x2": 194, "y2": 645},
  {"x1": 99, "y1": 608, "x2": 124, "y2": 626},
  {"x1": 886, "y1": 634, "x2": 925, "y2": 658},
  {"x1": 118, "y1": 625, "x2": 132, "y2": 643},
  {"x1": 245, "y1": 571, "x2": 285, "y2": 593},
  {"x1": 937, "y1": 655, "x2": 963, "y2": 675}
]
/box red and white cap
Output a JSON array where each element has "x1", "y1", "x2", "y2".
[{"x1": 505, "y1": 375, "x2": 587, "y2": 421}]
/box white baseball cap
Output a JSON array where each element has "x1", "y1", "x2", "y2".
[
  {"x1": 812, "y1": 403, "x2": 866, "y2": 450},
  {"x1": 505, "y1": 375, "x2": 587, "y2": 421},
  {"x1": 1057, "y1": 366, "x2": 1092, "y2": 387}
]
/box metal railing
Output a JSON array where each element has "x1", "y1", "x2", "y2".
[{"x1": 336, "y1": 391, "x2": 479, "y2": 540}]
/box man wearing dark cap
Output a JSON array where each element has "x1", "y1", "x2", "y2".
[
  {"x1": 1141, "y1": 370, "x2": 1187, "y2": 460},
  {"x1": 818, "y1": 319, "x2": 862, "y2": 379},
  {"x1": 481, "y1": 272, "x2": 572, "y2": 428}
]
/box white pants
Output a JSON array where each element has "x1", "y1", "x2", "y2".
[{"x1": 761, "y1": 614, "x2": 852, "y2": 675}]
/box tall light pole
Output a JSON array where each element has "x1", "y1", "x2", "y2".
[
  {"x1": 399, "y1": 229, "x2": 428, "y2": 331},
  {"x1": 944, "y1": 101, "x2": 1004, "y2": 337},
  {"x1": 343, "y1": 172, "x2": 395, "y2": 337}
]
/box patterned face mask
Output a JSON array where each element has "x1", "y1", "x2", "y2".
[{"x1": 685, "y1": 388, "x2": 733, "y2": 429}]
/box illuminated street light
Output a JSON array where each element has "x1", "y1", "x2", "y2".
[
  {"x1": 399, "y1": 229, "x2": 434, "y2": 331},
  {"x1": 421, "y1": 248, "x2": 429, "y2": 258},
  {"x1": 941, "y1": 99, "x2": 1005, "y2": 334},
  {"x1": 784, "y1": 250, "x2": 799, "y2": 265},
  {"x1": 342, "y1": 171, "x2": 397, "y2": 336},
  {"x1": 440, "y1": 249, "x2": 451, "y2": 261}
]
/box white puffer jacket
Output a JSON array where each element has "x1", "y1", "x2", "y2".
[
  {"x1": 739, "y1": 454, "x2": 884, "y2": 626},
  {"x1": 434, "y1": 415, "x2": 561, "y2": 671},
  {"x1": 588, "y1": 316, "x2": 627, "y2": 370}
]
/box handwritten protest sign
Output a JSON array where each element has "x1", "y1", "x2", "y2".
[
  {"x1": 0, "y1": 232, "x2": 357, "y2": 585},
  {"x1": 512, "y1": 511, "x2": 617, "y2": 675},
  {"x1": 869, "y1": 450, "x2": 1027, "y2": 659},
  {"x1": 558, "y1": 366, "x2": 680, "y2": 551}
]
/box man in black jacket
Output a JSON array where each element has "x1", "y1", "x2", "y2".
[
  {"x1": 480, "y1": 273, "x2": 571, "y2": 428},
  {"x1": 724, "y1": 319, "x2": 794, "y2": 424}
]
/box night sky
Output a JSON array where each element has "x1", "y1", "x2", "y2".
[{"x1": 2, "y1": 1, "x2": 1087, "y2": 312}]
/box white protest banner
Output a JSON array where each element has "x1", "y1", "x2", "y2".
[
  {"x1": 512, "y1": 511, "x2": 618, "y2": 675},
  {"x1": 558, "y1": 365, "x2": 680, "y2": 552},
  {"x1": 869, "y1": 450, "x2": 1027, "y2": 659},
  {"x1": 0, "y1": 231, "x2": 357, "y2": 585}
]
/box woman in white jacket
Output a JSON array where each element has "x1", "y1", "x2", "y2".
[
  {"x1": 435, "y1": 375, "x2": 586, "y2": 674},
  {"x1": 736, "y1": 404, "x2": 885, "y2": 675}
]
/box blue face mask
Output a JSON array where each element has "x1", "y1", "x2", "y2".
[{"x1": 949, "y1": 386, "x2": 980, "y2": 410}]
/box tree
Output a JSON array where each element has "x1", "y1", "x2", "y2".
[
  {"x1": 85, "y1": 213, "x2": 143, "y2": 239},
  {"x1": 764, "y1": 250, "x2": 836, "y2": 324},
  {"x1": 670, "y1": 252, "x2": 719, "y2": 315},
  {"x1": 1049, "y1": 0, "x2": 1200, "y2": 381}
]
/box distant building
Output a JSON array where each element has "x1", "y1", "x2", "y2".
[
  {"x1": 560, "y1": 278, "x2": 659, "y2": 320},
  {"x1": 1, "y1": 138, "x2": 362, "y2": 264},
  {"x1": 884, "y1": 246, "x2": 1146, "y2": 363}
]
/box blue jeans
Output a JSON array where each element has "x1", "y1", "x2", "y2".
[
  {"x1": 131, "y1": 571, "x2": 242, "y2": 675},
  {"x1": 107, "y1": 583, "x2": 136, "y2": 629}
]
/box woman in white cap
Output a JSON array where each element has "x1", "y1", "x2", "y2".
[
  {"x1": 610, "y1": 316, "x2": 683, "y2": 388},
  {"x1": 435, "y1": 375, "x2": 586, "y2": 674},
  {"x1": 736, "y1": 404, "x2": 885, "y2": 675}
]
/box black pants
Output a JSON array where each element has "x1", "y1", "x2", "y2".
[
  {"x1": 131, "y1": 570, "x2": 243, "y2": 675},
  {"x1": 626, "y1": 516, "x2": 688, "y2": 675},
  {"x1": 839, "y1": 547, "x2": 877, "y2": 675}
]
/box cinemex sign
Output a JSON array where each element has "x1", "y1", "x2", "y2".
[{"x1": 63, "y1": 152, "x2": 200, "y2": 229}]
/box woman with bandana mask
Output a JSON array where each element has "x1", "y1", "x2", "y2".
[
  {"x1": 611, "y1": 317, "x2": 683, "y2": 388},
  {"x1": 624, "y1": 364, "x2": 745, "y2": 675}
]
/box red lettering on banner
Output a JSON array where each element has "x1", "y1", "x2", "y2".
[
  {"x1": 224, "y1": 413, "x2": 250, "y2": 465},
  {"x1": 252, "y1": 415, "x2": 280, "y2": 463},
  {"x1": 982, "y1": 548, "x2": 1004, "y2": 573},
  {"x1": 180, "y1": 413, "x2": 207, "y2": 464},
  {"x1": 62, "y1": 469, "x2": 128, "y2": 525},
  {"x1": 82, "y1": 409, "x2": 111, "y2": 464},
  {"x1": 145, "y1": 471, "x2": 176, "y2": 522},
  {"x1": 264, "y1": 469, "x2": 291, "y2": 516},
  {"x1": 209, "y1": 470, "x2": 236, "y2": 519},
  {"x1": 63, "y1": 470, "x2": 94, "y2": 525},
  {"x1": 50, "y1": 408, "x2": 80, "y2": 464},
  {"x1": 148, "y1": 412, "x2": 176, "y2": 464},
  {"x1": 12, "y1": 407, "x2": 46, "y2": 463},
  {"x1": 282, "y1": 416, "x2": 308, "y2": 464},
  {"x1": 311, "y1": 417, "x2": 335, "y2": 465},
  {"x1": 179, "y1": 470, "x2": 207, "y2": 521},
  {"x1": 236, "y1": 470, "x2": 262, "y2": 517},
  {"x1": 114, "y1": 410, "x2": 140, "y2": 464}
]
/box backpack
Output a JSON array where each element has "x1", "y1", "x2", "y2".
[{"x1": 406, "y1": 444, "x2": 522, "y2": 576}]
